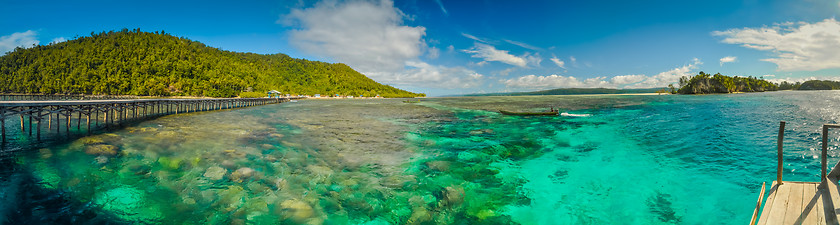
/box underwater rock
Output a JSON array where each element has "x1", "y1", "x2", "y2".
[
  {"x1": 221, "y1": 160, "x2": 236, "y2": 169},
  {"x1": 437, "y1": 186, "x2": 465, "y2": 208},
  {"x1": 247, "y1": 182, "x2": 269, "y2": 193},
  {"x1": 468, "y1": 129, "x2": 494, "y2": 135},
  {"x1": 231, "y1": 167, "x2": 256, "y2": 182},
  {"x1": 270, "y1": 133, "x2": 285, "y2": 138},
  {"x1": 155, "y1": 131, "x2": 178, "y2": 138},
  {"x1": 260, "y1": 144, "x2": 275, "y2": 150},
  {"x1": 647, "y1": 192, "x2": 682, "y2": 223},
  {"x1": 307, "y1": 165, "x2": 334, "y2": 177},
  {"x1": 381, "y1": 175, "x2": 416, "y2": 189},
  {"x1": 85, "y1": 144, "x2": 119, "y2": 156},
  {"x1": 425, "y1": 160, "x2": 451, "y2": 172},
  {"x1": 80, "y1": 136, "x2": 105, "y2": 145},
  {"x1": 549, "y1": 169, "x2": 569, "y2": 183},
  {"x1": 271, "y1": 178, "x2": 288, "y2": 190},
  {"x1": 204, "y1": 166, "x2": 227, "y2": 181},
  {"x1": 407, "y1": 207, "x2": 432, "y2": 225},
  {"x1": 157, "y1": 157, "x2": 184, "y2": 170},
  {"x1": 279, "y1": 199, "x2": 315, "y2": 223},
  {"x1": 38, "y1": 148, "x2": 53, "y2": 159},
  {"x1": 281, "y1": 141, "x2": 302, "y2": 148},
  {"x1": 93, "y1": 186, "x2": 162, "y2": 223},
  {"x1": 95, "y1": 155, "x2": 110, "y2": 164}
]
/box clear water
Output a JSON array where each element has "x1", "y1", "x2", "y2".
[{"x1": 3, "y1": 91, "x2": 840, "y2": 224}]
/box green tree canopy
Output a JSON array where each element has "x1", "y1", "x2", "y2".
[{"x1": 0, "y1": 29, "x2": 424, "y2": 98}]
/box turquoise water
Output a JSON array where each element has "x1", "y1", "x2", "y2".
[{"x1": 3, "y1": 91, "x2": 840, "y2": 224}]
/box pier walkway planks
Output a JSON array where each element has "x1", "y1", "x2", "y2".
[
  {"x1": 757, "y1": 182, "x2": 827, "y2": 225},
  {"x1": 0, "y1": 97, "x2": 301, "y2": 143},
  {"x1": 752, "y1": 122, "x2": 840, "y2": 225}
]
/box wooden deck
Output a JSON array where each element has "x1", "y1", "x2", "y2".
[
  {"x1": 750, "y1": 122, "x2": 840, "y2": 225},
  {"x1": 757, "y1": 181, "x2": 828, "y2": 225}
]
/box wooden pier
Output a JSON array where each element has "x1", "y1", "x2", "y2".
[
  {"x1": 0, "y1": 97, "x2": 301, "y2": 144},
  {"x1": 751, "y1": 122, "x2": 840, "y2": 225}
]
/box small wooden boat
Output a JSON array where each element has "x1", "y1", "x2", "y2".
[{"x1": 499, "y1": 110, "x2": 559, "y2": 116}]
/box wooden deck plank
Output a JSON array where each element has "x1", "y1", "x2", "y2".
[
  {"x1": 825, "y1": 177, "x2": 840, "y2": 224},
  {"x1": 803, "y1": 183, "x2": 820, "y2": 225},
  {"x1": 816, "y1": 183, "x2": 827, "y2": 225},
  {"x1": 758, "y1": 181, "x2": 780, "y2": 225},
  {"x1": 783, "y1": 183, "x2": 804, "y2": 224},
  {"x1": 766, "y1": 183, "x2": 792, "y2": 225}
]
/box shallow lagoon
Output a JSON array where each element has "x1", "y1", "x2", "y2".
[{"x1": 3, "y1": 91, "x2": 840, "y2": 224}]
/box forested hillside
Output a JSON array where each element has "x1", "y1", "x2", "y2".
[
  {"x1": 677, "y1": 72, "x2": 777, "y2": 94},
  {"x1": 0, "y1": 29, "x2": 423, "y2": 98}
]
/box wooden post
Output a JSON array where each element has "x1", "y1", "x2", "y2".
[
  {"x1": 65, "y1": 113, "x2": 70, "y2": 136},
  {"x1": 20, "y1": 114, "x2": 24, "y2": 132},
  {"x1": 778, "y1": 121, "x2": 785, "y2": 184},
  {"x1": 28, "y1": 113, "x2": 32, "y2": 136},
  {"x1": 823, "y1": 124, "x2": 830, "y2": 182},
  {"x1": 87, "y1": 112, "x2": 91, "y2": 135},
  {"x1": 56, "y1": 112, "x2": 60, "y2": 135},
  {"x1": 36, "y1": 116, "x2": 41, "y2": 141}
]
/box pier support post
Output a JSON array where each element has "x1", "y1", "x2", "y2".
[
  {"x1": 823, "y1": 125, "x2": 829, "y2": 182},
  {"x1": 36, "y1": 116, "x2": 41, "y2": 141},
  {"x1": 778, "y1": 121, "x2": 785, "y2": 184}
]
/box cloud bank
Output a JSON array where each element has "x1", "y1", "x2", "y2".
[
  {"x1": 0, "y1": 30, "x2": 39, "y2": 55},
  {"x1": 283, "y1": 0, "x2": 481, "y2": 89},
  {"x1": 719, "y1": 56, "x2": 736, "y2": 66},
  {"x1": 713, "y1": 18, "x2": 840, "y2": 71},
  {"x1": 503, "y1": 58, "x2": 702, "y2": 90}
]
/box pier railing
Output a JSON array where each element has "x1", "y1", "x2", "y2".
[
  {"x1": 0, "y1": 97, "x2": 302, "y2": 144},
  {"x1": 0, "y1": 94, "x2": 138, "y2": 101}
]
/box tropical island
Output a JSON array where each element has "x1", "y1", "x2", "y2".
[
  {"x1": 0, "y1": 29, "x2": 424, "y2": 98},
  {"x1": 676, "y1": 72, "x2": 778, "y2": 94}
]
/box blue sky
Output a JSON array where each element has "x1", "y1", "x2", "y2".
[{"x1": 2, "y1": 0, "x2": 840, "y2": 96}]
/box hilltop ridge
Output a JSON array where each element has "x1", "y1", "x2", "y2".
[{"x1": 0, "y1": 29, "x2": 423, "y2": 98}]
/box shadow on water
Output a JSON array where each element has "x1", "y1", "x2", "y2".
[
  {"x1": 0, "y1": 155, "x2": 131, "y2": 225},
  {"x1": 0, "y1": 118, "x2": 168, "y2": 225}
]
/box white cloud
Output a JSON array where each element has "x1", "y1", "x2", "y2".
[
  {"x1": 0, "y1": 30, "x2": 39, "y2": 55},
  {"x1": 504, "y1": 39, "x2": 541, "y2": 51},
  {"x1": 502, "y1": 75, "x2": 609, "y2": 89},
  {"x1": 461, "y1": 33, "x2": 491, "y2": 44},
  {"x1": 427, "y1": 47, "x2": 440, "y2": 59},
  {"x1": 719, "y1": 56, "x2": 737, "y2": 66},
  {"x1": 50, "y1": 37, "x2": 66, "y2": 45},
  {"x1": 370, "y1": 61, "x2": 483, "y2": 88},
  {"x1": 434, "y1": 0, "x2": 448, "y2": 15},
  {"x1": 502, "y1": 58, "x2": 703, "y2": 90},
  {"x1": 713, "y1": 18, "x2": 840, "y2": 71},
  {"x1": 283, "y1": 0, "x2": 478, "y2": 90},
  {"x1": 550, "y1": 56, "x2": 565, "y2": 68},
  {"x1": 463, "y1": 43, "x2": 532, "y2": 67},
  {"x1": 284, "y1": 0, "x2": 425, "y2": 73}
]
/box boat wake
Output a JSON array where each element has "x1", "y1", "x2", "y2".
[{"x1": 561, "y1": 112, "x2": 591, "y2": 117}]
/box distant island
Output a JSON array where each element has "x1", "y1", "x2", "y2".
[
  {"x1": 778, "y1": 80, "x2": 840, "y2": 90},
  {"x1": 677, "y1": 72, "x2": 840, "y2": 94},
  {"x1": 0, "y1": 29, "x2": 424, "y2": 98},
  {"x1": 467, "y1": 72, "x2": 840, "y2": 97},
  {"x1": 676, "y1": 72, "x2": 777, "y2": 94}
]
